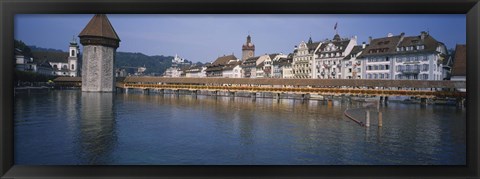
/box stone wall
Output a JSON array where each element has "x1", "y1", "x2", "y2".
[{"x1": 81, "y1": 45, "x2": 116, "y2": 92}]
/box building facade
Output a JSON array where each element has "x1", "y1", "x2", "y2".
[
  {"x1": 315, "y1": 34, "x2": 357, "y2": 79},
  {"x1": 292, "y1": 37, "x2": 320, "y2": 79},
  {"x1": 359, "y1": 32, "x2": 448, "y2": 81},
  {"x1": 342, "y1": 43, "x2": 367, "y2": 79}
]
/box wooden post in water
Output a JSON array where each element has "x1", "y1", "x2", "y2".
[
  {"x1": 378, "y1": 111, "x2": 383, "y2": 127},
  {"x1": 365, "y1": 110, "x2": 370, "y2": 127}
]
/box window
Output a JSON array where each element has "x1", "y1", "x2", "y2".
[
  {"x1": 71, "y1": 64, "x2": 74, "y2": 70},
  {"x1": 374, "y1": 74, "x2": 378, "y2": 79},
  {"x1": 385, "y1": 65, "x2": 389, "y2": 70},
  {"x1": 368, "y1": 74, "x2": 372, "y2": 79},
  {"x1": 71, "y1": 50, "x2": 75, "y2": 57},
  {"x1": 386, "y1": 57, "x2": 389, "y2": 61},
  {"x1": 374, "y1": 66, "x2": 378, "y2": 70},
  {"x1": 348, "y1": 68, "x2": 352, "y2": 73},
  {"x1": 385, "y1": 74, "x2": 389, "y2": 79},
  {"x1": 94, "y1": 47, "x2": 96, "y2": 52}
]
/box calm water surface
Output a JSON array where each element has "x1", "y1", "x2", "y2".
[{"x1": 14, "y1": 90, "x2": 466, "y2": 165}]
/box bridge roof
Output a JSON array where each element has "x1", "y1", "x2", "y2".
[{"x1": 121, "y1": 77, "x2": 465, "y2": 88}]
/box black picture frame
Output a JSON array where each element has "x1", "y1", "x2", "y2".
[{"x1": 1, "y1": 0, "x2": 479, "y2": 178}]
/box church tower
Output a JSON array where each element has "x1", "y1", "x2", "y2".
[
  {"x1": 79, "y1": 14, "x2": 120, "y2": 92},
  {"x1": 68, "y1": 37, "x2": 79, "y2": 77},
  {"x1": 241, "y1": 35, "x2": 255, "y2": 61}
]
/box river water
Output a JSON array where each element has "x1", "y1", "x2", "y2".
[{"x1": 14, "y1": 90, "x2": 466, "y2": 165}]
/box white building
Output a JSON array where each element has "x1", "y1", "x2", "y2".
[
  {"x1": 359, "y1": 32, "x2": 448, "y2": 81},
  {"x1": 342, "y1": 43, "x2": 368, "y2": 79},
  {"x1": 31, "y1": 38, "x2": 79, "y2": 77},
  {"x1": 292, "y1": 37, "x2": 321, "y2": 79},
  {"x1": 172, "y1": 54, "x2": 186, "y2": 64},
  {"x1": 185, "y1": 66, "x2": 207, "y2": 77},
  {"x1": 315, "y1": 34, "x2": 357, "y2": 79},
  {"x1": 222, "y1": 60, "x2": 243, "y2": 78},
  {"x1": 164, "y1": 67, "x2": 182, "y2": 77}
]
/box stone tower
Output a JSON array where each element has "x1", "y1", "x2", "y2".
[
  {"x1": 241, "y1": 35, "x2": 255, "y2": 61},
  {"x1": 79, "y1": 14, "x2": 120, "y2": 92},
  {"x1": 68, "y1": 37, "x2": 79, "y2": 77}
]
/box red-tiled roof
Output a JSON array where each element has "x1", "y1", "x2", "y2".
[
  {"x1": 451, "y1": 44, "x2": 466, "y2": 77},
  {"x1": 79, "y1": 14, "x2": 120, "y2": 40}
]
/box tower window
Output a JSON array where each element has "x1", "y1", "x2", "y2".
[
  {"x1": 71, "y1": 64, "x2": 74, "y2": 70},
  {"x1": 71, "y1": 50, "x2": 75, "y2": 57}
]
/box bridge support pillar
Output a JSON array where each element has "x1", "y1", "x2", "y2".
[
  {"x1": 365, "y1": 110, "x2": 370, "y2": 127},
  {"x1": 384, "y1": 96, "x2": 388, "y2": 104},
  {"x1": 378, "y1": 111, "x2": 383, "y2": 127},
  {"x1": 327, "y1": 99, "x2": 333, "y2": 106},
  {"x1": 125, "y1": 88, "x2": 129, "y2": 94},
  {"x1": 251, "y1": 92, "x2": 256, "y2": 101},
  {"x1": 229, "y1": 91, "x2": 235, "y2": 98},
  {"x1": 144, "y1": 89, "x2": 150, "y2": 95},
  {"x1": 276, "y1": 93, "x2": 280, "y2": 100},
  {"x1": 456, "y1": 98, "x2": 465, "y2": 108},
  {"x1": 302, "y1": 93, "x2": 310, "y2": 101},
  {"x1": 420, "y1": 98, "x2": 427, "y2": 106},
  {"x1": 159, "y1": 89, "x2": 164, "y2": 95}
]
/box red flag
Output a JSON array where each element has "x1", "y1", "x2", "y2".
[{"x1": 334, "y1": 22, "x2": 338, "y2": 30}]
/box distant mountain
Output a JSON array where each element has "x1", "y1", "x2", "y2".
[
  {"x1": 29, "y1": 46, "x2": 64, "y2": 53},
  {"x1": 116, "y1": 52, "x2": 175, "y2": 75}
]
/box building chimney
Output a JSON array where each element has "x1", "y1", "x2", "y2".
[
  {"x1": 421, "y1": 31, "x2": 427, "y2": 40},
  {"x1": 368, "y1": 36, "x2": 372, "y2": 44},
  {"x1": 362, "y1": 42, "x2": 366, "y2": 49}
]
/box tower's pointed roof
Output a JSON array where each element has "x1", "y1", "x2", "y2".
[{"x1": 79, "y1": 14, "x2": 120, "y2": 41}]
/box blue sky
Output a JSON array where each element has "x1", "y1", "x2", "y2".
[{"x1": 15, "y1": 14, "x2": 465, "y2": 63}]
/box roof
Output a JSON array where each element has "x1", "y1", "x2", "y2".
[
  {"x1": 223, "y1": 61, "x2": 242, "y2": 70},
  {"x1": 241, "y1": 56, "x2": 260, "y2": 67},
  {"x1": 32, "y1": 51, "x2": 68, "y2": 63},
  {"x1": 317, "y1": 39, "x2": 350, "y2": 55},
  {"x1": 451, "y1": 44, "x2": 466, "y2": 77},
  {"x1": 53, "y1": 76, "x2": 82, "y2": 82},
  {"x1": 359, "y1": 35, "x2": 402, "y2": 57},
  {"x1": 120, "y1": 77, "x2": 465, "y2": 89},
  {"x1": 274, "y1": 57, "x2": 293, "y2": 67},
  {"x1": 307, "y1": 42, "x2": 321, "y2": 52},
  {"x1": 79, "y1": 14, "x2": 120, "y2": 40},
  {"x1": 269, "y1": 54, "x2": 279, "y2": 60},
  {"x1": 344, "y1": 45, "x2": 368, "y2": 60},
  {"x1": 211, "y1": 55, "x2": 237, "y2": 66},
  {"x1": 396, "y1": 34, "x2": 442, "y2": 54}
]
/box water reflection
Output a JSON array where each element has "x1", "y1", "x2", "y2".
[
  {"x1": 14, "y1": 91, "x2": 466, "y2": 165},
  {"x1": 79, "y1": 92, "x2": 117, "y2": 164}
]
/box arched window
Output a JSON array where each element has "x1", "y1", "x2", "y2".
[
  {"x1": 71, "y1": 50, "x2": 75, "y2": 57},
  {"x1": 53, "y1": 65, "x2": 58, "y2": 69},
  {"x1": 63, "y1": 65, "x2": 68, "y2": 69},
  {"x1": 71, "y1": 64, "x2": 74, "y2": 70}
]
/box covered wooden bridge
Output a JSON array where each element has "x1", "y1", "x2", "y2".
[{"x1": 54, "y1": 76, "x2": 466, "y2": 98}]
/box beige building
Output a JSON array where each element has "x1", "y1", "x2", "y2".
[{"x1": 292, "y1": 37, "x2": 321, "y2": 78}]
